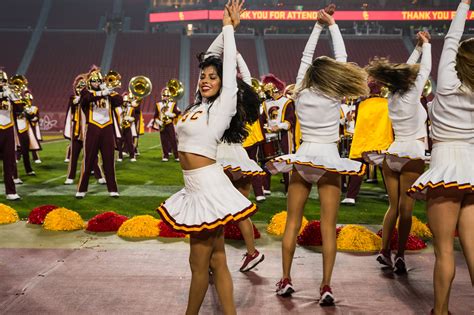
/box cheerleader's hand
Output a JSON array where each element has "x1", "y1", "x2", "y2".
[
  {"x1": 418, "y1": 31, "x2": 430, "y2": 44},
  {"x1": 73, "y1": 95, "x2": 81, "y2": 104}
]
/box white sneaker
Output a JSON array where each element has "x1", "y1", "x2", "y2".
[
  {"x1": 75, "y1": 192, "x2": 86, "y2": 199},
  {"x1": 116, "y1": 158, "x2": 123, "y2": 162},
  {"x1": 64, "y1": 158, "x2": 70, "y2": 163},
  {"x1": 6, "y1": 194, "x2": 21, "y2": 200},
  {"x1": 97, "y1": 178, "x2": 107, "y2": 184},
  {"x1": 130, "y1": 158, "x2": 137, "y2": 162},
  {"x1": 34, "y1": 159, "x2": 42, "y2": 164},
  {"x1": 27, "y1": 171, "x2": 36, "y2": 176},
  {"x1": 123, "y1": 152, "x2": 129, "y2": 157},
  {"x1": 109, "y1": 192, "x2": 120, "y2": 198},
  {"x1": 175, "y1": 158, "x2": 180, "y2": 162},
  {"x1": 13, "y1": 178, "x2": 23, "y2": 184},
  {"x1": 256, "y1": 195, "x2": 266, "y2": 202},
  {"x1": 341, "y1": 198, "x2": 356, "y2": 205},
  {"x1": 263, "y1": 190, "x2": 271, "y2": 196},
  {"x1": 162, "y1": 158, "x2": 169, "y2": 162},
  {"x1": 64, "y1": 178, "x2": 74, "y2": 185}
]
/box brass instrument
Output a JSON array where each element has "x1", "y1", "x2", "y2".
[
  {"x1": 422, "y1": 79, "x2": 432, "y2": 97},
  {"x1": 283, "y1": 83, "x2": 296, "y2": 100},
  {"x1": 251, "y1": 77, "x2": 265, "y2": 101},
  {"x1": 129, "y1": 76, "x2": 152, "y2": 100},
  {"x1": 8, "y1": 74, "x2": 31, "y2": 107},
  {"x1": 105, "y1": 70, "x2": 122, "y2": 89},
  {"x1": 380, "y1": 85, "x2": 390, "y2": 98},
  {"x1": 120, "y1": 94, "x2": 133, "y2": 129},
  {"x1": 166, "y1": 79, "x2": 184, "y2": 100}
]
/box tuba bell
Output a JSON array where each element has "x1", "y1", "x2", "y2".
[
  {"x1": 166, "y1": 79, "x2": 184, "y2": 100},
  {"x1": 129, "y1": 76, "x2": 152, "y2": 100},
  {"x1": 422, "y1": 79, "x2": 432, "y2": 97},
  {"x1": 105, "y1": 70, "x2": 122, "y2": 89},
  {"x1": 380, "y1": 85, "x2": 390, "y2": 98}
]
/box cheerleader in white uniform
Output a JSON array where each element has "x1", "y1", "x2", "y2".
[
  {"x1": 407, "y1": 1, "x2": 473, "y2": 314},
  {"x1": 365, "y1": 31, "x2": 432, "y2": 273},
  {"x1": 268, "y1": 10, "x2": 369, "y2": 304},
  {"x1": 204, "y1": 32, "x2": 266, "y2": 272},
  {"x1": 156, "y1": 2, "x2": 255, "y2": 314}
]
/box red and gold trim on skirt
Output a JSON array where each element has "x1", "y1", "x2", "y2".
[
  {"x1": 156, "y1": 203, "x2": 258, "y2": 234},
  {"x1": 408, "y1": 180, "x2": 474, "y2": 196},
  {"x1": 223, "y1": 165, "x2": 266, "y2": 177},
  {"x1": 272, "y1": 157, "x2": 367, "y2": 176}
]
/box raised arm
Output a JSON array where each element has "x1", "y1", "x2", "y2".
[
  {"x1": 296, "y1": 22, "x2": 324, "y2": 85},
  {"x1": 411, "y1": 40, "x2": 432, "y2": 100},
  {"x1": 437, "y1": 1, "x2": 470, "y2": 92},
  {"x1": 237, "y1": 53, "x2": 252, "y2": 85},
  {"x1": 407, "y1": 46, "x2": 422, "y2": 65},
  {"x1": 329, "y1": 24, "x2": 347, "y2": 62}
]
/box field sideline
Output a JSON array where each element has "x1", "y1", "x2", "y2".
[{"x1": 0, "y1": 132, "x2": 428, "y2": 223}]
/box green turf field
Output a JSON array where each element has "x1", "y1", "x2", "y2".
[{"x1": 1, "y1": 132, "x2": 428, "y2": 223}]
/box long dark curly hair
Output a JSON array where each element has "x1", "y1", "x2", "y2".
[{"x1": 186, "y1": 53, "x2": 260, "y2": 144}]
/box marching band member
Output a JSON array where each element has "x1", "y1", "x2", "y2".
[
  {"x1": 408, "y1": 1, "x2": 473, "y2": 313},
  {"x1": 76, "y1": 67, "x2": 122, "y2": 198},
  {"x1": 116, "y1": 92, "x2": 137, "y2": 162},
  {"x1": 63, "y1": 74, "x2": 105, "y2": 185},
  {"x1": 23, "y1": 90, "x2": 43, "y2": 164},
  {"x1": 367, "y1": 31, "x2": 432, "y2": 273},
  {"x1": 267, "y1": 8, "x2": 368, "y2": 304},
  {"x1": 0, "y1": 70, "x2": 21, "y2": 200},
  {"x1": 204, "y1": 28, "x2": 265, "y2": 272},
  {"x1": 261, "y1": 74, "x2": 296, "y2": 194},
  {"x1": 132, "y1": 95, "x2": 144, "y2": 156},
  {"x1": 243, "y1": 119, "x2": 266, "y2": 202},
  {"x1": 156, "y1": 2, "x2": 255, "y2": 313},
  {"x1": 153, "y1": 88, "x2": 180, "y2": 162}
]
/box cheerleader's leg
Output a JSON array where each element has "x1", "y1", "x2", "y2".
[{"x1": 457, "y1": 193, "x2": 474, "y2": 285}]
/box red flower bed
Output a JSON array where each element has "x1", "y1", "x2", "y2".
[
  {"x1": 224, "y1": 221, "x2": 261, "y2": 240},
  {"x1": 86, "y1": 211, "x2": 128, "y2": 232},
  {"x1": 376, "y1": 229, "x2": 427, "y2": 250},
  {"x1": 158, "y1": 221, "x2": 186, "y2": 238},
  {"x1": 27, "y1": 205, "x2": 59, "y2": 225}
]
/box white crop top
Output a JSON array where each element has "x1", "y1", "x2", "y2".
[
  {"x1": 176, "y1": 25, "x2": 238, "y2": 159},
  {"x1": 388, "y1": 43, "x2": 431, "y2": 141},
  {"x1": 429, "y1": 2, "x2": 474, "y2": 144},
  {"x1": 294, "y1": 23, "x2": 348, "y2": 144}
]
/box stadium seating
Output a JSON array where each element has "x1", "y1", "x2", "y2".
[
  {"x1": 345, "y1": 38, "x2": 409, "y2": 66},
  {"x1": 0, "y1": 31, "x2": 31, "y2": 75},
  {"x1": 0, "y1": 0, "x2": 42, "y2": 29},
  {"x1": 123, "y1": 0, "x2": 149, "y2": 31},
  {"x1": 47, "y1": 0, "x2": 113, "y2": 29}
]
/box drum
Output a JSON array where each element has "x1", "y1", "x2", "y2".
[
  {"x1": 338, "y1": 135, "x2": 353, "y2": 158},
  {"x1": 261, "y1": 133, "x2": 282, "y2": 161}
]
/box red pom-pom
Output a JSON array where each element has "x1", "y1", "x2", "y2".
[
  {"x1": 27, "y1": 205, "x2": 59, "y2": 225},
  {"x1": 297, "y1": 220, "x2": 322, "y2": 246},
  {"x1": 158, "y1": 221, "x2": 187, "y2": 238},
  {"x1": 86, "y1": 211, "x2": 128, "y2": 232},
  {"x1": 224, "y1": 221, "x2": 261, "y2": 240},
  {"x1": 377, "y1": 229, "x2": 427, "y2": 250}
]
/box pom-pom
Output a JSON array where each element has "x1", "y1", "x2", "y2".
[
  {"x1": 376, "y1": 228, "x2": 427, "y2": 251},
  {"x1": 0, "y1": 204, "x2": 19, "y2": 225},
  {"x1": 158, "y1": 221, "x2": 186, "y2": 238},
  {"x1": 297, "y1": 220, "x2": 322, "y2": 246},
  {"x1": 337, "y1": 225, "x2": 382, "y2": 252},
  {"x1": 266, "y1": 211, "x2": 308, "y2": 236},
  {"x1": 86, "y1": 211, "x2": 128, "y2": 232},
  {"x1": 43, "y1": 208, "x2": 85, "y2": 231},
  {"x1": 409, "y1": 216, "x2": 433, "y2": 239},
  {"x1": 27, "y1": 205, "x2": 59, "y2": 225},
  {"x1": 117, "y1": 215, "x2": 160, "y2": 238},
  {"x1": 224, "y1": 221, "x2": 261, "y2": 240}
]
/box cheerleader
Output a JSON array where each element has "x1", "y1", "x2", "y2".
[
  {"x1": 63, "y1": 74, "x2": 105, "y2": 185},
  {"x1": 366, "y1": 31, "x2": 432, "y2": 273},
  {"x1": 0, "y1": 70, "x2": 21, "y2": 200},
  {"x1": 76, "y1": 67, "x2": 122, "y2": 198},
  {"x1": 205, "y1": 31, "x2": 265, "y2": 272},
  {"x1": 156, "y1": 2, "x2": 254, "y2": 313},
  {"x1": 407, "y1": 1, "x2": 473, "y2": 314},
  {"x1": 267, "y1": 9, "x2": 369, "y2": 304}
]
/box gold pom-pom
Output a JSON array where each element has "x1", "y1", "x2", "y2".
[
  {"x1": 117, "y1": 215, "x2": 161, "y2": 238},
  {"x1": 337, "y1": 225, "x2": 381, "y2": 252},
  {"x1": 0, "y1": 204, "x2": 19, "y2": 225},
  {"x1": 43, "y1": 208, "x2": 85, "y2": 231},
  {"x1": 410, "y1": 216, "x2": 433, "y2": 239},
  {"x1": 266, "y1": 211, "x2": 308, "y2": 236}
]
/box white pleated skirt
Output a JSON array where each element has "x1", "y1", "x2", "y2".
[
  {"x1": 265, "y1": 142, "x2": 365, "y2": 184},
  {"x1": 363, "y1": 139, "x2": 427, "y2": 171},
  {"x1": 408, "y1": 142, "x2": 474, "y2": 200},
  {"x1": 156, "y1": 163, "x2": 257, "y2": 234},
  {"x1": 216, "y1": 142, "x2": 265, "y2": 181}
]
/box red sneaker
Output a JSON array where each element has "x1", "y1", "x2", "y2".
[
  {"x1": 319, "y1": 285, "x2": 335, "y2": 306},
  {"x1": 276, "y1": 278, "x2": 294, "y2": 296},
  {"x1": 376, "y1": 249, "x2": 393, "y2": 268},
  {"x1": 239, "y1": 249, "x2": 264, "y2": 272}
]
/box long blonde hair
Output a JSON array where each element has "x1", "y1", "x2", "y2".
[
  {"x1": 456, "y1": 38, "x2": 474, "y2": 92},
  {"x1": 365, "y1": 57, "x2": 419, "y2": 95},
  {"x1": 296, "y1": 56, "x2": 369, "y2": 99}
]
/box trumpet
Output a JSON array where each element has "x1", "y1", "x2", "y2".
[
  {"x1": 105, "y1": 70, "x2": 121, "y2": 89},
  {"x1": 129, "y1": 76, "x2": 152, "y2": 100},
  {"x1": 422, "y1": 79, "x2": 432, "y2": 97},
  {"x1": 166, "y1": 79, "x2": 184, "y2": 100}
]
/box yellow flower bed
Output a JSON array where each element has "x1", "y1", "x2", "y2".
[
  {"x1": 0, "y1": 204, "x2": 19, "y2": 224},
  {"x1": 43, "y1": 208, "x2": 85, "y2": 231},
  {"x1": 337, "y1": 225, "x2": 381, "y2": 252},
  {"x1": 410, "y1": 216, "x2": 433, "y2": 239},
  {"x1": 266, "y1": 211, "x2": 308, "y2": 236},
  {"x1": 117, "y1": 215, "x2": 161, "y2": 238}
]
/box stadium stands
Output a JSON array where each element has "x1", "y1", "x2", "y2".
[
  {"x1": 123, "y1": 0, "x2": 149, "y2": 31},
  {"x1": 26, "y1": 32, "x2": 106, "y2": 110},
  {"x1": 47, "y1": 0, "x2": 113, "y2": 29},
  {"x1": 0, "y1": 31, "x2": 31, "y2": 75},
  {"x1": 345, "y1": 38, "x2": 410, "y2": 66},
  {"x1": 110, "y1": 33, "x2": 181, "y2": 112},
  {"x1": 0, "y1": 0, "x2": 42, "y2": 29}
]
